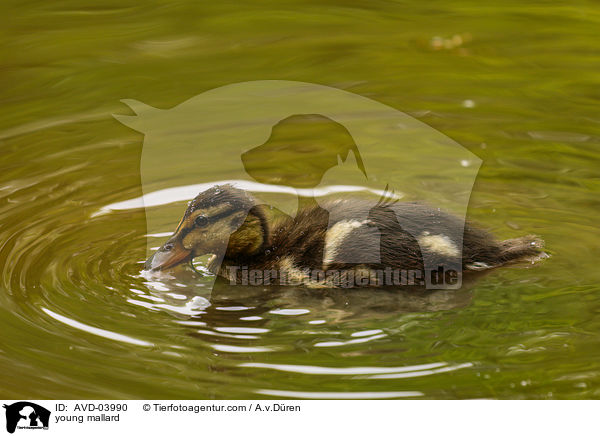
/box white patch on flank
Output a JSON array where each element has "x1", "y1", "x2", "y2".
[
  {"x1": 279, "y1": 257, "x2": 309, "y2": 285},
  {"x1": 323, "y1": 220, "x2": 366, "y2": 265},
  {"x1": 418, "y1": 233, "x2": 459, "y2": 257},
  {"x1": 466, "y1": 261, "x2": 492, "y2": 271}
]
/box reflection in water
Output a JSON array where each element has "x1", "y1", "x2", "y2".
[
  {"x1": 137, "y1": 265, "x2": 479, "y2": 343},
  {"x1": 131, "y1": 266, "x2": 480, "y2": 397},
  {"x1": 142, "y1": 265, "x2": 477, "y2": 313}
]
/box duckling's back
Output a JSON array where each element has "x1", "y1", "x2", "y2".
[{"x1": 290, "y1": 198, "x2": 544, "y2": 273}]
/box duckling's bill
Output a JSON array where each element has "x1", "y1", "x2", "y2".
[{"x1": 145, "y1": 241, "x2": 191, "y2": 271}]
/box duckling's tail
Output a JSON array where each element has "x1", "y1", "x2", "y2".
[{"x1": 497, "y1": 235, "x2": 547, "y2": 265}]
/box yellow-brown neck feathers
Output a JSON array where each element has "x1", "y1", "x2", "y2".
[{"x1": 225, "y1": 207, "x2": 269, "y2": 258}]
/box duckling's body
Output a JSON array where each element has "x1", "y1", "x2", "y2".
[{"x1": 145, "y1": 185, "x2": 544, "y2": 288}]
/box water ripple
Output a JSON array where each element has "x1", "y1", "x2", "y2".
[
  {"x1": 255, "y1": 389, "x2": 423, "y2": 399},
  {"x1": 41, "y1": 307, "x2": 153, "y2": 347},
  {"x1": 239, "y1": 361, "x2": 449, "y2": 375}
]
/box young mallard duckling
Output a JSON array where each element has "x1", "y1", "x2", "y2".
[{"x1": 145, "y1": 185, "x2": 544, "y2": 288}]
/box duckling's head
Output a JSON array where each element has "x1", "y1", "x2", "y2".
[{"x1": 145, "y1": 185, "x2": 268, "y2": 271}]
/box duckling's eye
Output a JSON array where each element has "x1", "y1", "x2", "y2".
[{"x1": 194, "y1": 215, "x2": 209, "y2": 227}]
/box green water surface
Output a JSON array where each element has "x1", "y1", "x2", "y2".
[{"x1": 1, "y1": 0, "x2": 599, "y2": 399}]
